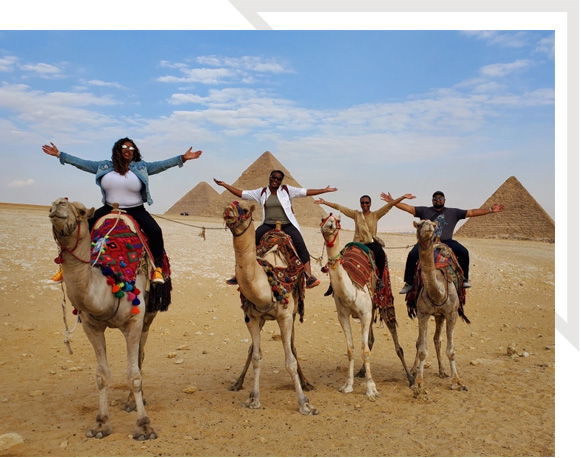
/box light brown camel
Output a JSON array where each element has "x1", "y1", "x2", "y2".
[
  {"x1": 410, "y1": 219, "x2": 469, "y2": 397},
  {"x1": 49, "y1": 197, "x2": 159, "y2": 440},
  {"x1": 320, "y1": 213, "x2": 414, "y2": 400},
  {"x1": 223, "y1": 200, "x2": 318, "y2": 415}
]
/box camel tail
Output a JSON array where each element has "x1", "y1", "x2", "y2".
[{"x1": 147, "y1": 278, "x2": 172, "y2": 313}]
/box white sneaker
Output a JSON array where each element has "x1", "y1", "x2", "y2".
[
  {"x1": 463, "y1": 279, "x2": 471, "y2": 289},
  {"x1": 399, "y1": 283, "x2": 412, "y2": 294}
]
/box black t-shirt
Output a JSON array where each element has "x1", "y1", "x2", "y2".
[{"x1": 414, "y1": 206, "x2": 467, "y2": 241}]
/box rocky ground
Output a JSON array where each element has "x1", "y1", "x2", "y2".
[{"x1": 0, "y1": 203, "x2": 555, "y2": 456}]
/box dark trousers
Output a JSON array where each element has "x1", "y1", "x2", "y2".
[
  {"x1": 364, "y1": 242, "x2": 386, "y2": 278},
  {"x1": 404, "y1": 239, "x2": 469, "y2": 285},
  {"x1": 89, "y1": 204, "x2": 165, "y2": 268},
  {"x1": 256, "y1": 223, "x2": 310, "y2": 266}
]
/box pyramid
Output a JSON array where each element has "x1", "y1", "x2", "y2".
[
  {"x1": 165, "y1": 181, "x2": 220, "y2": 216},
  {"x1": 169, "y1": 151, "x2": 326, "y2": 227},
  {"x1": 455, "y1": 176, "x2": 554, "y2": 242}
]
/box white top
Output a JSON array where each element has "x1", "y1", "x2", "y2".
[
  {"x1": 242, "y1": 185, "x2": 307, "y2": 234},
  {"x1": 101, "y1": 170, "x2": 143, "y2": 208}
]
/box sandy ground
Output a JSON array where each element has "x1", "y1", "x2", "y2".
[{"x1": 0, "y1": 203, "x2": 555, "y2": 457}]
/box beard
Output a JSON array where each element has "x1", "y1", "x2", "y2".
[{"x1": 433, "y1": 202, "x2": 444, "y2": 209}]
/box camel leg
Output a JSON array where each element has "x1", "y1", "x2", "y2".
[
  {"x1": 336, "y1": 305, "x2": 356, "y2": 394},
  {"x1": 356, "y1": 322, "x2": 374, "y2": 378},
  {"x1": 124, "y1": 323, "x2": 156, "y2": 441},
  {"x1": 411, "y1": 313, "x2": 430, "y2": 397},
  {"x1": 291, "y1": 315, "x2": 314, "y2": 391},
  {"x1": 446, "y1": 313, "x2": 468, "y2": 391},
  {"x1": 278, "y1": 314, "x2": 318, "y2": 415},
  {"x1": 230, "y1": 318, "x2": 266, "y2": 392},
  {"x1": 359, "y1": 310, "x2": 380, "y2": 400},
  {"x1": 242, "y1": 317, "x2": 263, "y2": 410},
  {"x1": 125, "y1": 312, "x2": 157, "y2": 412},
  {"x1": 385, "y1": 320, "x2": 415, "y2": 386},
  {"x1": 82, "y1": 322, "x2": 113, "y2": 439},
  {"x1": 433, "y1": 315, "x2": 449, "y2": 378}
]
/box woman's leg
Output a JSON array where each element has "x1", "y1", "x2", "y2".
[{"x1": 125, "y1": 206, "x2": 164, "y2": 268}]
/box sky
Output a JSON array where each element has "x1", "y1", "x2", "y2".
[{"x1": 0, "y1": 29, "x2": 555, "y2": 232}]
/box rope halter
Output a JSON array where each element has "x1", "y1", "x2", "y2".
[
  {"x1": 320, "y1": 212, "x2": 341, "y2": 247},
  {"x1": 50, "y1": 198, "x2": 91, "y2": 264},
  {"x1": 223, "y1": 201, "x2": 253, "y2": 237}
]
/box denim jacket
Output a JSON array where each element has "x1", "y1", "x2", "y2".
[{"x1": 59, "y1": 152, "x2": 183, "y2": 205}]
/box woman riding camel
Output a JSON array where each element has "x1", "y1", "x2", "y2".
[
  {"x1": 314, "y1": 193, "x2": 415, "y2": 295},
  {"x1": 42, "y1": 138, "x2": 202, "y2": 284},
  {"x1": 214, "y1": 171, "x2": 338, "y2": 288}
]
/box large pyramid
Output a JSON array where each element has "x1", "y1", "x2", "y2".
[
  {"x1": 166, "y1": 151, "x2": 326, "y2": 227},
  {"x1": 166, "y1": 181, "x2": 219, "y2": 216},
  {"x1": 455, "y1": 176, "x2": 554, "y2": 242}
]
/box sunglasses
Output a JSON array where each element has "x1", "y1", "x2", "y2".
[
  {"x1": 360, "y1": 201, "x2": 371, "y2": 205},
  {"x1": 269, "y1": 175, "x2": 283, "y2": 181},
  {"x1": 432, "y1": 197, "x2": 445, "y2": 201},
  {"x1": 121, "y1": 145, "x2": 136, "y2": 151}
]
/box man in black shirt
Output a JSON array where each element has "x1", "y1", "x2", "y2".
[{"x1": 381, "y1": 191, "x2": 504, "y2": 293}]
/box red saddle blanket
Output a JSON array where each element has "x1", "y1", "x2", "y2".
[
  {"x1": 340, "y1": 242, "x2": 395, "y2": 320},
  {"x1": 240, "y1": 229, "x2": 306, "y2": 321},
  {"x1": 90, "y1": 213, "x2": 171, "y2": 314}
]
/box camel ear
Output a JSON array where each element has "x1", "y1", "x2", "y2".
[
  {"x1": 413, "y1": 221, "x2": 420, "y2": 229},
  {"x1": 86, "y1": 207, "x2": 96, "y2": 219},
  {"x1": 249, "y1": 203, "x2": 256, "y2": 214}
]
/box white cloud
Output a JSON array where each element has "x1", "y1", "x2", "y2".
[
  {"x1": 534, "y1": 35, "x2": 555, "y2": 58},
  {"x1": 0, "y1": 56, "x2": 18, "y2": 72},
  {"x1": 19, "y1": 62, "x2": 62, "y2": 78},
  {"x1": 8, "y1": 178, "x2": 35, "y2": 187},
  {"x1": 462, "y1": 31, "x2": 531, "y2": 48},
  {"x1": 479, "y1": 59, "x2": 533, "y2": 77},
  {"x1": 87, "y1": 79, "x2": 123, "y2": 89}
]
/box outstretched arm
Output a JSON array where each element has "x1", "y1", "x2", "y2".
[
  {"x1": 313, "y1": 198, "x2": 357, "y2": 219},
  {"x1": 306, "y1": 185, "x2": 338, "y2": 197},
  {"x1": 181, "y1": 147, "x2": 203, "y2": 163},
  {"x1": 213, "y1": 178, "x2": 243, "y2": 198},
  {"x1": 380, "y1": 192, "x2": 416, "y2": 216},
  {"x1": 466, "y1": 203, "x2": 505, "y2": 217}
]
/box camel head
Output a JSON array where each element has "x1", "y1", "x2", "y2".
[
  {"x1": 414, "y1": 219, "x2": 437, "y2": 246},
  {"x1": 223, "y1": 201, "x2": 255, "y2": 235},
  {"x1": 320, "y1": 213, "x2": 341, "y2": 242},
  {"x1": 49, "y1": 197, "x2": 95, "y2": 239}
]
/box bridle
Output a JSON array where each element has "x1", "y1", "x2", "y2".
[
  {"x1": 223, "y1": 201, "x2": 253, "y2": 237},
  {"x1": 416, "y1": 220, "x2": 449, "y2": 307},
  {"x1": 52, "y1": 201, "x2": 91, "y2": 265},
  {"x1": 320, "y1": 213, "x2": 341, "y2": 247}
]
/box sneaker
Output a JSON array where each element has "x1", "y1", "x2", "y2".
[
  {"x1": 226, "y1": 276, "x2": 238, "y2": 285},
  {"x1": 51, "y1": 267, "x2": 63, "y2": 282},
  {"x1": 463, "y1": 279, "x2": 471, "y2": 289},
  {"x1": 306, "y1": 276, "x2": 321, "y2": 289},
  {"x1": 399, "y1": 283, "x2": 412, "y2": 294},
  {"x1": 324, "y1": 284, "x2": 333, "y2": 296},
  {"x1": 151, "y1": 267, "x2": 165, "y2": 284}
]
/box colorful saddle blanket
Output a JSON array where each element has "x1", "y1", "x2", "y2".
[
  {"x1": 90, "y1": 213, "x2": 171, "y2": 314},
  {"x1": 405, "y1": 243, "x2": 468, "y2": 322},
  {"x1": 339, "y1": 242, "x2": 395, "y2": 322},
  {"x1": 240, "y1": 229, "x2": 306, "y2": 321}
]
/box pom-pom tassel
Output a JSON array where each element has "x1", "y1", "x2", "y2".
[{"x1": 131, "y1": 305, "x2": 140, "y2": 315}]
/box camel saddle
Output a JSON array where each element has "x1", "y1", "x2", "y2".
[
  {"x1": 338, "y1": 242, "x2": 395, "y2": 322},
  {"x1": 91, "y1": 212, "x2": 172, "y2": 313},
  {"x1": 239, "y1": 228, "x2": 307, "y2": 321},
  {"x1": 405, "y1": 242, "x2": 468, "y2": 321}
]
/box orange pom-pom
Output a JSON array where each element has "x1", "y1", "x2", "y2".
[
  {"x1": 112, "y1": 284, "x2": 120, "y2": 293},
  {"x1": 131, "y1": 305, "x2": 140, "y2": 315}
]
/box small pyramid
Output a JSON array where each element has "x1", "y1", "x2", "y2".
[
  {"x1": 174, "y1": 151, "x2": 326, "y2": 227},
  {"x1": 455, "y1": 176, "x2": 554, "y2": 242},
  {"x1": 165, "y1": 181, "x2": 219, "y2": 216}
]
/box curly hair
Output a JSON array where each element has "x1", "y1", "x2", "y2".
[{"x1": 112, "y1": 137, "x2": 142, "y2": 174}]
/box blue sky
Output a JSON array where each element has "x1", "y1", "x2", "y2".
[{"x1": 0, "y1": 29, "x2": 554, "y2": 231}]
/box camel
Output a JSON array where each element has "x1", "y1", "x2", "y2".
[
  {"x1": 222, "y1": 200, "x2": 318, "y2": 415},
  {"x1": 320, "y1": 213, "x2": 414, "y2": 400},
  {"x1": 49, "y1": 197, "x2": 160, "y2": 440},
  {"x1": 410, "y1": 219, "x2": 469, "y2": 397}
]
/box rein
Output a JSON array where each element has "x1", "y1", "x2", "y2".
[{"x1": 53, "y1": 219, "x2": 91, "y2": 265}]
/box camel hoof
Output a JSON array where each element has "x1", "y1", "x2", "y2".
[
  {"x1": 451, "y1": 383, "x2": 468, "y2": 391},
  {"x1": 339, "y1": 384, "x2": 353, "y2": 394},
  {"x1": 228, "y1": 383, "x2": 243, "y2": 392},
  {"x1": 242, "y1": 399, "x2": 261, "y2": 410},
  {"x1": 134, "y1": 431, "x2": 157, "y2": 441},
  {"x1": 300, "y1": 403, "x2": 319, "y2": 415}
]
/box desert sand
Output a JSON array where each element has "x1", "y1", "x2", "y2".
[{"x1": 0, "y1": 203, "x2": 554, "y2": 457}]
